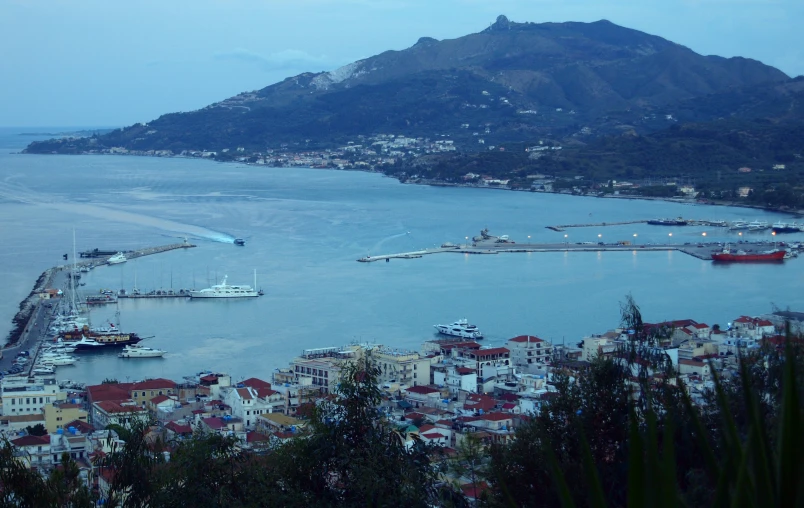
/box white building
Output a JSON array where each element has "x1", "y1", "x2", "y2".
[
  {"x1": 1, "y1": 375, "x2": 65, "y2": 416},
  {"x1": 506, "y1": 335, "x2": 553, "y2": 371}
]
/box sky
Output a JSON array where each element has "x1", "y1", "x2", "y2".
[{"x1": 1, "y1": 0, "x2": 802, "y2": 128}]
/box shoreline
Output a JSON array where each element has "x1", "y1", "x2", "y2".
[{"x1": 17, "y1": 150, "x2": 804, "y2": 218}]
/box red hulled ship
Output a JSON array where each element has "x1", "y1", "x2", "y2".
[{"x1": 711, "y1": 245, "x2": 785, "y2": 262}]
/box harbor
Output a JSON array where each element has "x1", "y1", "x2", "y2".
[{"x1": 0, "y1": 241, "x2": 196, "y2": 377}]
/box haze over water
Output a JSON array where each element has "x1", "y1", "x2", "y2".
[{"x1": 1, "y1": 128, "x2": 803, "y2": 384}]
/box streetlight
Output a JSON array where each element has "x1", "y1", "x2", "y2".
[
  {"x1": 527, "y1": 235, "x2": 531, "y2": 245},
  {"x1": 633, "y1": 233, "x2": 637, "y2": 245},
  {"x1": 564, "y1": 234, "x2": 568, "y2": 250},
  {"x1": 465, "y1": 236, "x2": 469, "y2": 247},
  {"x1": 772, "y1": 230, "x2": 777, "y2": 248}
]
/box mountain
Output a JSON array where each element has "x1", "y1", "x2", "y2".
[{"x1": 25, "y1": 15, "x2": 789, "y2": 155}]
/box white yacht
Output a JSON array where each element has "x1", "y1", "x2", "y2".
[
  {"x1": 747, "y1": 220, "x2": 770, "y2": 231},
  {"x1": 189, "y1": 274, "x2": 260, "y2": 299},
  {"x1": 38, "y1": 356, "x2": 77, "y2": 366},
  {"x1": 32, "y1": 365, "x2": 55, "y2": 375},
  {"x1": 729, "y1": 220, "x2": 749, "y2": 230},
  {"x1": 118, "y1": 345, "x2": 166, "y2": 358},
  {"x1": 434, "y1": 319, "x2": 483, "y2": 340},
  {"x1": 107, "y1": 252, "x2": 127, "y2": 265}
]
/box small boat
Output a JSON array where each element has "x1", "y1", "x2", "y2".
[
  {"x1": 107, "y1": 252, "x2": 127, "y2": 265},
  {"x1": 118, "y1": 344, "x2": 166, "y2": 358},
  {"x1": 33, "y1": 365, "x2": 55, "y2": 375},
  {"x1": 38, "y1": 356, "x2": 77, "y2": 366},
  {"x1": 434, "y1": 319, "x2": 483, "y2": 339},
  {"x1": 711, "y1": 244, "x2": 785, "y2": 262},
  {"x1": 234, "y1": 238, "x2": 245, "y2": 246}
]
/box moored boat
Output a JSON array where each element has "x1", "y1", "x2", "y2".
[
  {"x1": 189, "y1": 273, "x2": 261, "y2": 298},
  {"x1": 772, "y1": 222, "x2": 802, "y2": 233},
  {"x1": 107, "y1": 252, "x2": 127, "y2": 265},
  {"x1": 647, "y1": 218, "x2": 688, "y2": 226},
  {"x1": 711, "y1": 244, "x2": 785, "y2": 262}
]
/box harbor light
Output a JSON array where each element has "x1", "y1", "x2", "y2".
[
  {"x1": 702, "y1": 232, "x2": 707, "y2": 237},
  {"x1": 598, "y1": 234, "x2": 602, "y2": 238},
  {"x1": 738, "y1": 232, "x2": 743, "y2": 237},
  {"x1": 668, "y1": 233, "x2": 673, "y2": 237}
]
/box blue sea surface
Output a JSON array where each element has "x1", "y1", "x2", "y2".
[{"x1": 1, "y1": 127, "x2": 802, "y2": 384}]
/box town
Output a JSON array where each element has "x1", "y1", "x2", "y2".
[{"x1": 2, "y1": 307, "x2": 801, "y2": 502}]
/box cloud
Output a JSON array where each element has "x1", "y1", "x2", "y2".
[{"x1": 212, "y1": 48, "x2": 334, "y2": 71}]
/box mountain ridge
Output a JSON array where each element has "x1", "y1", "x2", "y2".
[{"x1": 24, "y1": 15, "x2": 791, "y2": 155}]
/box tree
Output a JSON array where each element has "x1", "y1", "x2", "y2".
[{"x1": 26, "y1": 423, "x2": 47, "y2": 436}]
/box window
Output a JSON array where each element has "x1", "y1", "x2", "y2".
[
  {"x1": 324, "y1": 371, "x2": 328, "y2": 378},
  {"x1": 142, "y1": 392, "x2": 146, "y2": 397},
  {"x1": 26, "y1": 398, "x2": 30, "y2": 404},
  {"x1": 414, "y1": 373, "x2": 417, "y2": 379},
  {"x1": 39, "y1": 397, "x2": 43, "y2": 404},
  {"x1": 414, "y1": 364, "x2": 417, "y2": 370},
  {"x1": 11, "y1": 399, "x2": 14, "y2": 405}
]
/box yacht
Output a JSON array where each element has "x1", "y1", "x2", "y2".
[
  {"x1": 747, "y1": 220, "x2": 770, "y2": 231},
  {"x1": 107, "y1": 252, "x2": 127, "y2": 265},
  {"x1": 32, "y1": 365, "x2": 55, "y2": 375},
  {"x1": 434, "y1": 319, "x2": 483, "y2": 340},
  {"x1": 118, "y1": 344, "x2": 167, "y2": 358},
  {"x1": 38, "y1": 356, "x2": 77, "y2": 366},
  {"x1": 729, "y1": 220, "x2": 749, "y2": 230},
  {"x1": 189, "y1": 273, "x2": 261, "y2": 299},
  {"x1": 772, "y1": 221, "x2": 802, "y2": 233}
]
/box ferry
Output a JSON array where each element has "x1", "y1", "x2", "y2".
[
  {"x1": 434, "y1": 319, "x2": 483, "y2": 339},
  {"x1": 772, "y1": 222, "x2": 802, "y2": 234},
  {"x1": 189, "y1": 273, "x2": 261, "y2": 299},
  {"x1": 711, "y1": 245, "x2": 785, "y2": 262},
  {"x1": 647, "y1": 218, "x2": 688, "y2": 226}
]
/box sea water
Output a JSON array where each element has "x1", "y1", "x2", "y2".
[{"x1": 1, "y1": 127, "x2": 802, "y2": 384}]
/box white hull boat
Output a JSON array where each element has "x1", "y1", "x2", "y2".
[
  {"x1": 434, "y1": 319, "x2": 483, "y2": 339},
  {"x1": 118, "y1": 345, "x2": 166, "y2": 358},
  {"x1": 107, "y1": 252, "x2": 127, "y2": 265},
  {"x1": 189, "y1": 273, "x2": 261, "y2": 299}
]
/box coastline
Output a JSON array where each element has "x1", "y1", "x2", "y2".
[{"x1": 17, "y1": 150, "x2": 804, "y2": 217}]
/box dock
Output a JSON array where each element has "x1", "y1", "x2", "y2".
[{"x1": 546, "y1": 219, "x2": 731, "y2": 231}]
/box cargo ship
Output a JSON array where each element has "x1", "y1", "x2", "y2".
[{"x1": 711, "y1": 245, "x2": 785, "y2": 262}]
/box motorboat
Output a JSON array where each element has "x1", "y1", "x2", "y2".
[
  {"x1": 118, "y1": 345, "x2": 166, "y2": 358},
  {"x1": 107, "y1": 252, "x2": 127, "y2": 265},
  {"x1": 33, "y1": 365, "x2": 55, "y2": 375},
  {"x1": 189, "y1": 273, "x2": 261, "y2": 299},
  {"x1": 234, "y1": 238, "x2": 245, "y2": 246},
  {"x1": 434, "y1": 319, "x2": 483, "y2": 339},
  {"x1": 58, "y1": 336, "x2": 105, "y2": 350},
  {"x1": 729, "y1": 220, "x2": 749, "y2": 230},
  {"x1": 38, "y1": 356, "x2": 77, "y2": 366}
]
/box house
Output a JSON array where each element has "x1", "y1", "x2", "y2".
[
  {"x1": 198, "y1": 416, "x2": 243, "y2": 436},
  {"x1": 165, "y1": 421, "x2": 193, "y2": 439},
  {"x1": 129, "y1": 379, "x2": 177, "y2": 407},
  {"x1": 257, "y1": 412, "x2": 306, "y2": 434},
  {"x1": 402, "y1": 385, "x2": 443, "y2": 405},
  {"x1": 91, "y1": 400, "x2": 149, "y2": 429},
  {"x1": 506, "y1": 335, "x2": 553, "y2": 370},
  {"x1": 581, "y1": 334, "x2": 619, "y2": 362},
  {"x1": 10, "y1": 434, "x2": 51, "y2": 468},
  {"x1": 732, "y1": 316, "x2": 775, "y2": 338},
  {"x1": 0, "y1": 413, "x2": 46, "y2": 432},
  {"x1": 44, "y1": 402, "x2": 88, "y2": 433},
  {"x1": 678, "y1": 359, "x2": 711, "y2": 377},
  {"x1": 49, "y1": 428, "x2": 91, "y2": 464},
  {"x1": 444, "y1": 366, "x2": 477, "y2": 394},
  {"x1": 148, "y1": 395, "x2": 177, "y2": 414},
  {"x1": 463, "y1": 394, "x2": 497, "y2": 414},
  {"x1": 1, "y1": 375, "x2": 66, "y2": 416}
]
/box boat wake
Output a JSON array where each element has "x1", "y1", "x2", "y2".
[
  {"x1": 370, "y1": 231, "x2": 410, "y2": 253},
  {"x1": 0, "y1": 181, "x2": 232, "y2": 243}
]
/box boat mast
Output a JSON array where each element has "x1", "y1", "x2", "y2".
[{"x1": 70, "y1": 228, "x2": 78, "y2": 315}]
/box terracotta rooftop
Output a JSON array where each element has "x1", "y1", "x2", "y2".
[
  {"x1": 150, "y1": 395, "x2": 171, "y2": 405},
  {"x1": 11, "y1": 435, "x2": 49, "y2": 447},
  {"x1": 241, "y1": 378, "x2": 271, "y2": 390},
  {"x1": 404, "y1": 385, "x2": 440, "y2": 395},
  {"x1": 508, "y1": 335, "x2": 545, "y2": 343}
]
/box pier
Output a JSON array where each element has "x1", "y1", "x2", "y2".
[
  {"x1": 358, "y1": 238, "x2": 795, "y2": 263},
  {"x1": 546, "y1": 219, "x2": 731, "y2": 231}
]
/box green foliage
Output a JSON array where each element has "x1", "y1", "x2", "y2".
[
  {"x1": 102, "y1": 378, "x2": 120, "y2": 384},
  {"x1": 25, "y1": 423, "x2": 47, "y2": 436}
]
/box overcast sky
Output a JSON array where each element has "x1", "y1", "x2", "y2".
[{"x1": 1, "y1": 0, "x2": 801, "y2": 127}]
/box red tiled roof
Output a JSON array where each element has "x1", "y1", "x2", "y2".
[
  {"x1": 150, "y1": 395, "x2": 171, "y2": 405},
  {"x1": 502, "y1": 403, "x2": 516, "y2": 410},
  {"x1": 679, "y1": 359, "x2": 708, "y2": 367},
  {"x1": 464, "y1": 394, "x2": 497, "y2": 412},
  {"x1": 455, "y1": 367, "x2": 475, "y2": 375},
  {"x1": 246, "y1": 431, "x2": 270, "y2": 443},
  {"x1": 404, "y1": 385, "x2": 440, "y2": 395},
  {"x1": 236, "y1": 388, "x2": 254, "y2": 400},
  {"x1": 692, "y1": 323, "x2": 709, "y2": 329},
  {"x1": 64, "y1": 420, "x2": 94, "y2": 434},
  {"x1": 440, "y1": 341, "x2": 482, "y2": 350},
  {"x1": 273, "y1": 431, "x2": 295, "y2": 439},
  {"x1": 508, "y1": 335, "x2": 545, "y2": 343},
  {"x1": 241, "y1": 378, "x2": 271, "y2": 390},
  {"x1": 165, "y1": 421, "x2": 193, "y2": 435},
  {"x1": 256, "y1": 388, "x2": 279, "y2": 399},
  {"x1": 461, "y1": 481, "x2": 491, "y2": 500},
  {"x1": 498, "y1": 393, "x2": 519, "y2": 402},
  {"x1": 756, "y1": 320, "x2": 774, "y2": 327},
  {"x1": 87, "y1": 384, "x2": 131, "y2": 403},
  {"x1": 422, "y1": 432, "x2": 446, "y2": 439},
  {"x1": 11, "y1": 435, "x2": 49, "y2": 447},
  {"x1": 404, "y1": 412, "x2": 425, "y2": 420},
  {"x1": 202, "y1": 417, "x2": 225, "y2": 430},
  {"x1": 734, "y1": 316, "x2": 753, "y2": 323},
  {"x1": 418, "y1": 424, "x2": 436, "y2": 434},
  {"x1": 435, "y1": 419, "x2": 455, "y2": 427},
  {"x1": 94, "y1": 401, "x2": 145, "y2": 414},
  {"x1": 131, "y1": 378, "x2": 176, "y2": 390},
  {"x1": 200, "y1": 374, "x2": 218, "y2": 382},
  {"x1": 478, "y1": 412, "x2": 512, "y2": 422}
]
